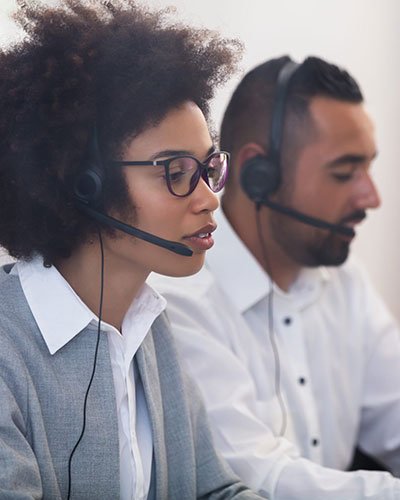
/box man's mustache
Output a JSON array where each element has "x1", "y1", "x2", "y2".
[{"x1": 340, "y1": 210, "x2": 367, "y2": 225}]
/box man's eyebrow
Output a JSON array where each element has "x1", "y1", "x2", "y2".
[
  {"x1": 325, "y1": 151, "x2": 378, "y2": 168},
  {"x1": 150, "y1": 145, "x2": 216, "y2": 161}
]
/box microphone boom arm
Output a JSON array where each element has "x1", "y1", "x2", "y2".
[
  {"x1": 258, "y1": 198, "x2": 354, "y2": 237},
  {"x1": 77, "y1": 203, "x2": 193, "y2": 256}
]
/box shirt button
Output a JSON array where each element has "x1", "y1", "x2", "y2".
[
  {"x1": 283, "y1": 317, "x2": 292, "y2": 325},
  {"x1": 311, "y1": 438, "x2": 319, "y2": 447},
  {"x1": 298, "y1": 377, "x2": 306, "y2": 385}
]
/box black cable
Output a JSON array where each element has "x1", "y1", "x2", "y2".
[
  {"x1": 67, "y1": 229, "x2": 105, "y2": 499},
  {"x1": 255, "y1": 203, "x2": 288, "y2": 437}
]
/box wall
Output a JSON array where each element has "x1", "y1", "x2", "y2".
[{"x1": 1, "y1": 1, "x2": 399, "y2": 320}]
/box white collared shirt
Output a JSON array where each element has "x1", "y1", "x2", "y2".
[
  {"x1": 13, "y1": 256, "x2": 166, "y2": 500},
  {"x1": 148, "y1": 209, "x2": 400, "y2": 499}
]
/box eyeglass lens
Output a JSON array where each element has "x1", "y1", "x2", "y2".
[{"x1": 167, "y1": 153, "x2": 228, "y2": 196}]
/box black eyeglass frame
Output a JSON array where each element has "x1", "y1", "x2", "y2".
[{"x1": 111, "y1": 151, "x2": 230, "y2": 197}]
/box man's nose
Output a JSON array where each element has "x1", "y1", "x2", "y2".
[{"x1": 353, "y1": 173, "x2": 381, "y2": 211}]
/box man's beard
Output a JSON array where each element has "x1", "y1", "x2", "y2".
[
  {"x1": 307, "y1": 231, "x2": 351, "y2": 266},
  {"x1": 269, "y1": 205, "x2": 366, "y2": 268}
]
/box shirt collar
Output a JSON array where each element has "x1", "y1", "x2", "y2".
[
  {"x1": 206, "y1": 208, "x2": 330, "y2": 313},
  {"x1": 14, "y1": 256, "x2": 166, "y2": 355},
  {"x1": 120, "y1": 280, "x2": 166, "y2": 361}
]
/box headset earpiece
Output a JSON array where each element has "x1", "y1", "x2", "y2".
[
  {"x1": 73, "y1": 126, "x2": 104, "y2": 205},
  {"x1": 241, "y1": 155, "x2": 280, "y2": 203},
  {"x1": 74, "y1": 167, "x2": 103, "y2": 204},
  {"x1": 240, "y1": 60, "x2": 299, "y2": 203}
]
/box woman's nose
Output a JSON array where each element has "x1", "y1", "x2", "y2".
[{"x1": 191, "y1": 177, "x2": 220, "y2": 213}]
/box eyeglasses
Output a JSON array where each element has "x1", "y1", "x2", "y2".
[{"x1": 112, "y1": 151, "x2": 229, "y2": 197}]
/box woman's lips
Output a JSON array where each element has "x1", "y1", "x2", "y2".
[
  {"x1": 184, "y1": 232, "x2": 215, "y2": 251},
  {"x1": 183, "y1": 223, "x2": 217, "y2": 251}
]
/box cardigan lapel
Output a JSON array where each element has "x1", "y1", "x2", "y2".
[{"x1": 136, "y1": 322, "x2": 168, "y2": 500}]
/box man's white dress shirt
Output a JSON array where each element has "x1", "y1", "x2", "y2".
[
  {"x1": 149, "y1": 208, "x2": 400, "y2": 499},
  {"x1": 14, "y1": 256, "x2": 166, "y2": 500}
]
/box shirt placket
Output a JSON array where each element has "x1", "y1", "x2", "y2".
[{"x1": 275, "y1": 297, "x2": 323, "y2": 463}]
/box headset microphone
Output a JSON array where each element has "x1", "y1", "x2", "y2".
[
  {"x1": 257, "y1": 198, "x2": 354, "y2": 237},
  {"x1": 77, "y1": 203, "x2": 193, "y2": 257}
]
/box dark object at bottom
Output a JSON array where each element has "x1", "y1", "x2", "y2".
[{"x1": 348, "y1": 447, "x2": 387, "y2": 472}]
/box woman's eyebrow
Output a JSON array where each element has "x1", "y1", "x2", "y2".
[{"x1": 150, "y1": 145, "x2": 216, "y2": 161}]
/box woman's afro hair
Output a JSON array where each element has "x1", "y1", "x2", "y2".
[{"x1": 0, "y1": 0, "x2": 242, "y2": 264}]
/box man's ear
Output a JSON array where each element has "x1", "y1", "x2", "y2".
[
  {"x1": 237, "y1": 142, "x2": 266, "y2": 171},
  {"x1": 224, "y1": 143, "x2": 267, "y2": 200}
]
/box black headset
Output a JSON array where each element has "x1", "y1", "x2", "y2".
[
  {"x1": 240, "y1": 60, "x2": 300, "y2": 203},
  {"x1": 73, "y1": 127, "x2": 104, "y2": 205}
]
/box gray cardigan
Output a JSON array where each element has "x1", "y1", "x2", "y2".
[{"x1": 0, "y1": 265, "x2": 263, "y2": 499}]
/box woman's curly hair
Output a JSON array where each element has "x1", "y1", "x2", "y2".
[{"x1": 0, "y1": 0, "x2": 242, "y2": 264}]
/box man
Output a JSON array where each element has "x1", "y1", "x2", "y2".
[{"x1": 149, "y1": 56, "x2": 400, "y2": 499}]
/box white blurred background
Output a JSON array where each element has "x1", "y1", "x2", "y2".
[{"x1": 1, "y1": 1, "x2": 399, "y2": 321}]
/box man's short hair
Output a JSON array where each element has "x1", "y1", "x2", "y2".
[{"x1": 220, "y1": 55, "x2": 363, "y2": 182}]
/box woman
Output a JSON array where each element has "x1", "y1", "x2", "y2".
[{"x1": 0, "y1": 1, "x2": 261, "y2": 498}]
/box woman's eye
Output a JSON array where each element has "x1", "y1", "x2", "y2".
[
  {"x1": 168, "y1": 158, "x2": 196, "y2": 184},
  {"x1": 169, "y1": 169, "x2": 186, "y2": 184}
]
